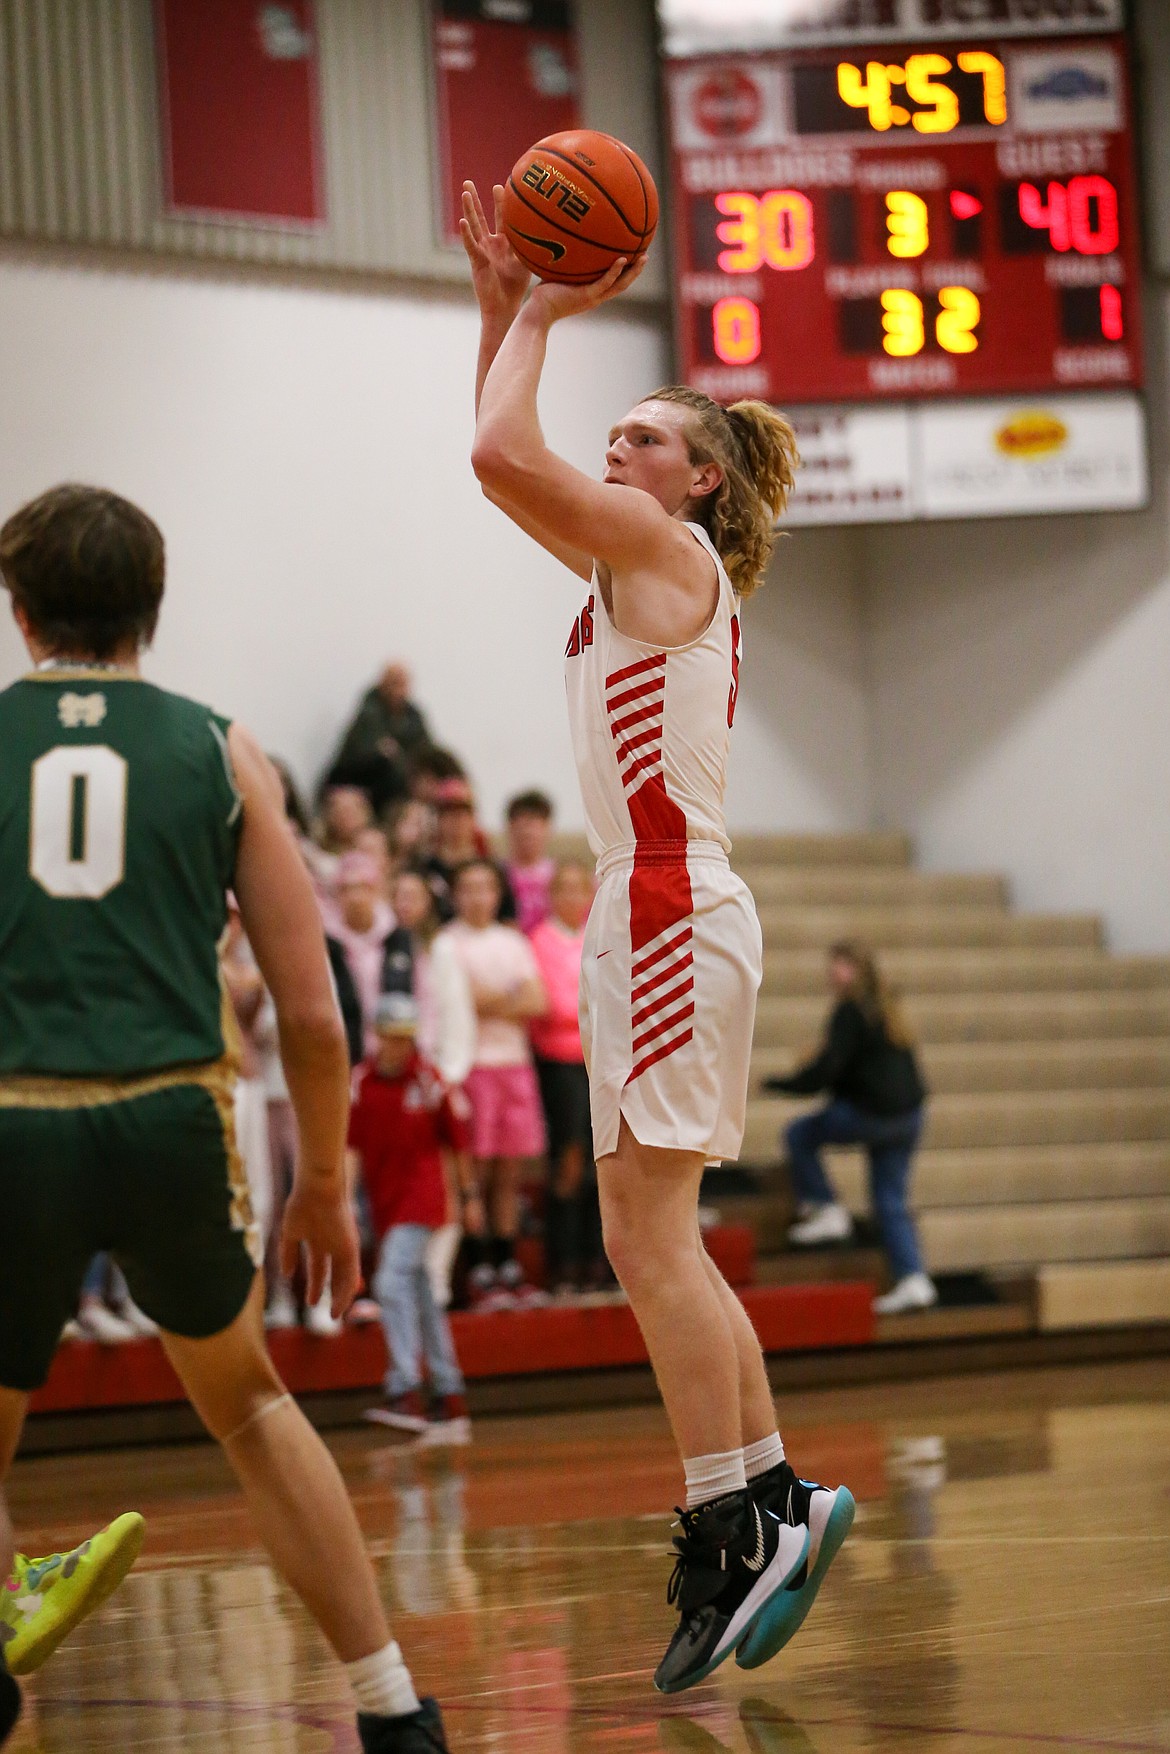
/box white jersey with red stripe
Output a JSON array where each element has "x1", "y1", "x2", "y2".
[
  {"x1": 563, "y1": 521, "x2": 741, "y2": 863},
  {"x1": 563, "y1": 521, "x2": 761, "y2": 1163}
]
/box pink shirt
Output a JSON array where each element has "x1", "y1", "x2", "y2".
[
  {"x1": 441, "y1": 921, "x2": 544, "y2": 1068},
  {"x1": 506, "y1": 857, "x2": 555, "y2": 934},
  {"x1": 528, "y1": 918, "x2": 585, "y2": 1063}
]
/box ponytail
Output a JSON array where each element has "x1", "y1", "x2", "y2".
[{"x1": 647, "y1": 386, "x2": 799, "y2": 597}]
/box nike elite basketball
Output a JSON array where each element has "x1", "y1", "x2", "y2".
[{"x1": 501, "y1": 129, "x2": 658, "y2": 284}]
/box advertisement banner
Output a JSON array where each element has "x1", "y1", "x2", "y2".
[
  {"x1": 156, "y1": 0, "x2": 325, "y2": 224},
  {"x1": 915, "y1": 391, "x2": 1148, "y2": 517},
  {"x1": 432, "y1": 0, "x2": 580, "y2": 246}
]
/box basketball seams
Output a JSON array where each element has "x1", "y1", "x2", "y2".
[
  {"x1": 539, "y1": 146, "x2": 645, "y2": 242},
  {"x1": 506, "y1": 175, "x2": 639, "y2": 256},
  {"x1": 616, "y1": 140, "x2": 652, "y2": 238}
]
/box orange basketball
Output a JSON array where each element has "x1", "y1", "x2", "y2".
[{"x1": 501, "y1": 130, "x2": 658, "y2": 285}]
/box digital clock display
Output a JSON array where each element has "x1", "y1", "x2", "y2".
[{"x1": 665, "y1": 34, "x2": 1143, "y2": 406}]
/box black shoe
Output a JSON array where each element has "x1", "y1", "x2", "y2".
[
  {"x1": 735, "y1": 1460, "x2": 855, "y2": 1670},
  {"x1": 358, "y1": 1697, "x2": 449, "y2": 1752},
  {"x1": 0, "y1": 1656, "x2": 21, "y2": 1749},
  {"x1": 652, "y1": 1490, "x2": 808, "y2": 1695}
]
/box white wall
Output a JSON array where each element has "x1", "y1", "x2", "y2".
[
  {"x1": 0, "y1": 250, "x2": 871, "y2": 834},
  {"x1": 864, "y1": 296, "x2": 1170, "y2": 955}
]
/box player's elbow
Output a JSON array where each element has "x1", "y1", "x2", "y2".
[
  {"x1": 471, "y1": 435, "x2": 512, "y2": 491},
  {"x1": 276, "y1": 996, "x2": 347, "y2": 1063}
]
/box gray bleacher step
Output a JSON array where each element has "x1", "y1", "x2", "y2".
[
  {"x1": 752, "y1": 989, "x2": 1170, "y2": 1045},
  {"x1": 734, "y1": 867, "x2": 1007, "y2": 907},
  {"x1": 741, "y1": 1087, "x2": 1170, "y2": 1159},
  {"x1": 759, "y1": 948, "x2": 1170, "y2": 995},
  {"x1": 921, "y1": 1197, "x2": 1170, "y2": 1272},
  {"x1": 751, "y1": 1038, "x2": 1170, "y2": 1095}
]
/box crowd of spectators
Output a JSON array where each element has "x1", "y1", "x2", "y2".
[{"x1": 238, "y1": 663, "x2": 606, "y2": 1376}]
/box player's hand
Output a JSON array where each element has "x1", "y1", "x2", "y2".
[
  {"x1": 280, "y1": 1177, "x2": 362, "y2": 1317},
  {"x1": 460, "y1": 181, "x2": 532, "y2": 323},
  {"x1": 527, "y1": 253, "x2": 648, "y2": 326}
]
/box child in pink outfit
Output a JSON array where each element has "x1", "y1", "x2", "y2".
[
  {"x1": 441, "y1": 859, "x2": 547, "y2": 1308},
  {"x1": 528, "y1": 864, "x2": 607, "y2": 1294}
]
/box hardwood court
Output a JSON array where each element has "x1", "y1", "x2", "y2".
[{"x1": 7, "y1": 1358, "x2": 1169, "y2": 1753}]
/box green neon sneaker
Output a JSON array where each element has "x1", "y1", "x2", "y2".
[{"x1": 0, "y1": 1511, "x2": 145, "y2": 1675}]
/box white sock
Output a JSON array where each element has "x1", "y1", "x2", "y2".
[
  {"x1": 743, "y1": 1433, "x2": 785, "y2": 1482},
  {"x1": 684, "y1": 1447, "x2": 747, "y2": 1508},
  {"x1": 346, "y1": 1642, "x2": 420, "y2": 1718}
]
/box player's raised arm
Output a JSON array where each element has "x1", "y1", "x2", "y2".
[
  {"x1": 461, "y1": 180, "x2": 593, "y2": 580},
  {"x1": 469, "y1": 258, "x2": 670, "y2": 572}
]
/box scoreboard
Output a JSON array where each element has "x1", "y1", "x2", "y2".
[{"x1": 661, "y1": 3, "x2": 1148, "y2": 521}]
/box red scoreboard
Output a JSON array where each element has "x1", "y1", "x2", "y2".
[{"x1": 665, "y1": 32, "x2": 1143, "y2": 408}]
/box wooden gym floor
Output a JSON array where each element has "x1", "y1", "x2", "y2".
[{"x1": 7, "y1": 1358, "x2": 1169, "y2": 1753}]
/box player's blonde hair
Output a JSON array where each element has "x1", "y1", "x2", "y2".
[{"x1": 647, "y1": 386, "x2": 799, "y2": 598}]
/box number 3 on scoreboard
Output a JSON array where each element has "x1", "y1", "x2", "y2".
[{"x1": 29, "y1": 745, "x2": 128, "y2": 899}]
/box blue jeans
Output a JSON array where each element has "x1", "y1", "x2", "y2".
[
  {"x1": 785, "y1": 1101, "x2": 927, "y2": 1281},
  {"x1": 373, "y1": 1224, "x2": 465, "y2": 1399}
]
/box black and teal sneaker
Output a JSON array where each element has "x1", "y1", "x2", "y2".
[
  {"x1": 653, "y1": 1491, "x2": 809, "y2": 1694},
  {"x1": 358, "y1": 1697, "x2": 449, "y2": 1752},
  {"x1": 735, "y1": 1461, "x2": 855, "y2": 1670}
]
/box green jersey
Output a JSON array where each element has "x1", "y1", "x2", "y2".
[{"x1": 0, "y1": 669, "x2": 241, "y2": 1078}]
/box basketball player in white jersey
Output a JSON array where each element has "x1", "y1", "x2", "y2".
[{"x1": 460, "y1": 184, "x2": 855, "y2": 1694}]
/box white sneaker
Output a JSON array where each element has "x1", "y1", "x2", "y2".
[
  {"x1": 787, "y1": 1203, "x2": 853, "y2": 1246},
  {"x1": 304, "y1": 1292, "x2": 344, "y2": 1337},
  {"x1": 873, "y1": 1273, "x2": 938, "y2": 1315},
  {"x1": 77, "y1": 1298, "x2": 138, "y2": 1344},
  {"x1": 264, "y1": 1284, "x2": 300, "y2": 1329},
  {"x1": 118, "y1": 1300, "x2": 160, "y2": 1338}
]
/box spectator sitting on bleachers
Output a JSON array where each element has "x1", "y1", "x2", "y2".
[
  {"x1": 442, "y1": 860, "x2": 547, "y2": 1310},
  {"x1": 311, "y1": 784, "x2": 374, "y2": 895},
  {"x1": 352, "y1": 994, "x2": 476, "y2": 1444},
  {"x1": 351, "y1": 823, "x2": 395, "y2": 902},
  {"x1": 388, "y1": 797, "x2": 437, "y2": 869},
  {"x1": 407, "y1": 745, "x2": 469, "y2": 806},
  {"x1": 503, "y1": 790, "x2": 556, "y2": 934},
  {"x1": 528, "y1": 863, "x2": 607, "y2": 1296},
  {"x1": 322, "y1": 661, "x2": 433, "y2": 816},
  {"x1": 423, "y1": 778, "x2": 514, "y2": 922},
  {"x1": 765, "y1": 938, "x2": 936, "y2": 1316}
]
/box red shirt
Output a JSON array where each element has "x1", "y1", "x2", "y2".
[{"x1": 348, "y1": 1051, "x2": 470, "y2": 1237}]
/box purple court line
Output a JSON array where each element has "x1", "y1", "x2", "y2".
[{"x1": 38, "y1": 1695, "x2": 1170, "y2": 1754}]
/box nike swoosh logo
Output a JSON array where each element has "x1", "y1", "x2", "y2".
[
  {"x1": 512, "y1": 228, "x2": 566, "y2": 263},
  {"x1": 743, "y1": 1502, "x2": 767, "y2": 1573},
  {"x1": 596, "y1": 950, "x2": 611, "y2": 959}
]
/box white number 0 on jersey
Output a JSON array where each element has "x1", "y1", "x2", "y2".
[{"x1": 30, "y1": 745, "x2": 128, "y2": 899}]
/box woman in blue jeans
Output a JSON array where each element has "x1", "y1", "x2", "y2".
[{"x1": 764, "y1": 940, "x2": 936, "y2": 1314}]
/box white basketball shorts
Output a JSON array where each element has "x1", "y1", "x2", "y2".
[{"x1": 579, "y1": 840, "x2": 763, "y2": 1163}]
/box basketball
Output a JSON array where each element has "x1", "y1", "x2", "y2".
[{"x1": 501, "y1": 129, "x2": 659, "y2": 285}]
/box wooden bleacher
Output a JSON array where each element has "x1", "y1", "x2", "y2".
[{"x1": 721, "y1": 831, "x2": 1170, "y2": 1330}]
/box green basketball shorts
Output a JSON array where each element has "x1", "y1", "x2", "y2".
[{"x1": 0, "y1": 1063, "x2": 261, "y2": 1392}]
